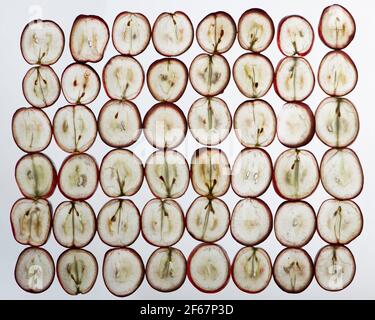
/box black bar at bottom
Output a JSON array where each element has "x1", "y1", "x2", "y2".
[{"x1": 0, "y1": 300, "x2": 371, "y2": 318}]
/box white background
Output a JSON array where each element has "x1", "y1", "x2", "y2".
[{"x1": 0, "y1": 0, "x2": 373, "y2": 300}]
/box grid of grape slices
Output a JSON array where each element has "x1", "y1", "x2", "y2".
[{"x1": 11, "y1": 5, "x2": 363, "y2": 296}]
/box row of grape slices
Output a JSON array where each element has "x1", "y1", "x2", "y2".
[
  {"x1": 12, "y1": 96, "x2": 359, "y2": 153},
  {"x1": 15, "y1": 243, "x2": 356, "y2": 296},
  {"x1": 14, "y1": 147, "x2": 364, "y2": 203},
  {"x1": 19, "y1": 49, "x2": 358, "y2": 108},
  {"x1": 20, "y1": 5, "x2": 355, "y2": 64},
  {"x1": 11, "y1": 196, "x2": 362, "y2": 249}
]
